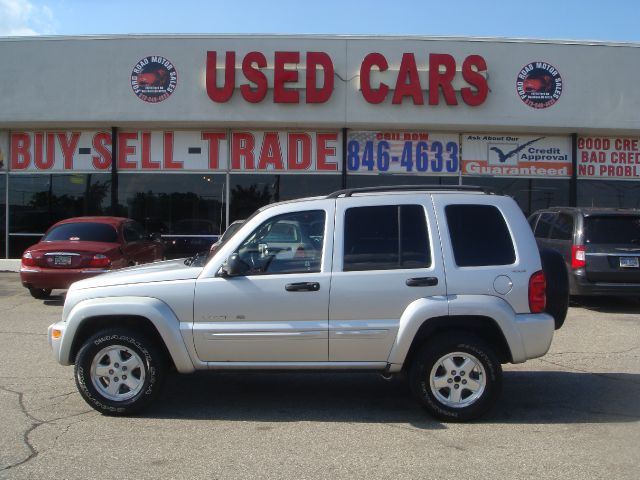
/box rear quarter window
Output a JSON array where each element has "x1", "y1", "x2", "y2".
[{"x1": 446, "y1": 204, "x2": 516, "y2": 267}]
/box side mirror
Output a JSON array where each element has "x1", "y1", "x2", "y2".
[
  {"x1": 149, "y1": 232, "x2": 162, "y2": 242},
  {"x1": 220, "y1": 253, "x2": 249, "y2": 277}
]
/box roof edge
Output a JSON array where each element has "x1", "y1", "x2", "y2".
[{"x1": 0, "y1": 33, "x2": 638, "y2": 48}]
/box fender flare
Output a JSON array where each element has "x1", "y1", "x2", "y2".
[
  {"x1": 59, "y1": 296, "x2": 195, "y2": 373},
  {"x1": 386, "y1": 295, "x2": 527, "y2": 370},
  {"x1": 386, "y1": 296, "x2": 449, "y2": 368}
]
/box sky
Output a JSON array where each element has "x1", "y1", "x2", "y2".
[{"x1": 0, "y1": 0, "x2": 639, "y2": 42}]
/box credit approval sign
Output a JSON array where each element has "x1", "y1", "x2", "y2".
[{"x1": 462, "y1": 134, "x2": 572, "y2": 177}]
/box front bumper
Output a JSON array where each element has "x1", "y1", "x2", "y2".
[
  {"x1": 48, "y1": 321, "x2": 69, "y2": 365},
  {"x1": 21, "y1": 268, "x2": 109, "y2": 290}
]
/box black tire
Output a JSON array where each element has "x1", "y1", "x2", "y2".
[
  {"x1": 409, "y1": 334, "x2": 502, "y2": 422},
  {"x1": 74, "y1": 329, "x2": 166, "y2": 416},
  {"x1": 539, "y1": 248, "x2": 569, "y2": 329},
  {"x1": 29, "y1": 288, "x2": 51, "y2": 299}
]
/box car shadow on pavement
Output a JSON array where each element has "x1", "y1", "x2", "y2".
[
  {"x1": 147, "y1": 370, "x2": 640, "y2": 426},
  {"x1": 44, "y1": 293, "x2": 66, "y2": 306},
  {"x1": 570, "y1": 296, "x2": 640, "y2": 314}
]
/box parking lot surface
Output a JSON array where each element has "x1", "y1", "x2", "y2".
[{"x1": 0, "y1": 271, "x2": 638, "y2": 480}]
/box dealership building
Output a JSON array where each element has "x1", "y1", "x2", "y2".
[{"x1": 1, "y1": 34, "x2": 639, "y2": 259}]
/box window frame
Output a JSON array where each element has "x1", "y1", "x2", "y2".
[
  {"x1": 233, "y1": 209, "x2": 326, "y2": 276},
  {"x1": 342, "y1": 204, "x2": 432, "y2": 272},
  {"x1": 445, "y1": 204, "x2": 516, "y2": 267}
]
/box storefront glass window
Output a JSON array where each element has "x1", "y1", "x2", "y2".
[
  {"x1": 461, "y1": 178, "x2": 571, "y2": 216},
  {"x1": 577, "y1": 180, "x2": 640, "y2": 209},
  {"x1": 346, "y1": 175, "x2": 459, "y2": 189},
  {"x1": 8, "y1": 173, "x2": 111, "y2": 258},
  {"x1": 229, "y1": 174, "x2": 342, "y2": 223},
  {"x1": 0, "y1": 175, "x2": 6, "y2": 258},
  {"x1": 117, "y1": 173, "x2": 226, "y2": 258}
]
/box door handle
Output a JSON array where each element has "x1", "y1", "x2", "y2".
[
  {"x1": 285, "y1": 282, "x2": 320, "y2": 292},
  {"x1": 406, "y1": 277, "x2": 438, "y2": 287}
]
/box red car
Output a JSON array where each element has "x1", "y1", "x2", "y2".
[{"x1": 20, "y1": 217, "x2": 165, "y2": 299}]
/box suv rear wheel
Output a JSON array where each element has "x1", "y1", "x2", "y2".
[
  {"x1": 74, "y1": 329, "x2": 166, "y2": 415},
  {"x1": 409, "y1": 334, "x2": 502, "y2": 422}
]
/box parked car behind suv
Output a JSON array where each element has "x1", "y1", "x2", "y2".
[
  {"x1": 21, "y1": 217, "x2": 165, "y2": 299},
  {"x1": 48, "y1": 186, "x2": 567, "y2": 422},
  {"x1": 529, "y1": 207, "x2": 640, "y2": 296}
]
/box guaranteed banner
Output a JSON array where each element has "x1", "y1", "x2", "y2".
[
  {"x1": 346, "y1": 131, "x2": 460, "y2": 175},
  {"x1": 8, "y1": 130, "x2": 341, "y2": 173},
  {"x1": 462, "y1": 134, "x2": 572, "y2": 177},
  {"x1": 578, "y1": 136, "x2": 640, "y2": 179}
]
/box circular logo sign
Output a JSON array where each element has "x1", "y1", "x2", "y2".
[
  {"x1": 516, "y1": 61, "x2": 562, "y2": 109},
  {"x1": 131, "y1": 55, "x2": 178, "y2": 103}
]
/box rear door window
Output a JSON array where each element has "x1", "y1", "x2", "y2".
[
  {"x1": 446, "y1": 205, "x2": 515, "y2": 267},
  {"x1": 343, "y1": 205, "x2": 431, "y2": 271},
  {"x1": 534, "y1": 212, "x2": 556, "y2": 238},
  {"x1": 585, "y1": 216, "x2": 640, "y2": 244}
]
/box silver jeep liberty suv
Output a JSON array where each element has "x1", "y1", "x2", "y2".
[{"x1": 48, "y1": 186, "x2": 567, "y2": 422}]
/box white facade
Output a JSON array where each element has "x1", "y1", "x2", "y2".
[
  {"x1": 1, "y1": 35, "x2": 639, "y2": 261},
  {"x1": 0, "y1": 35, "x2": 638, "y2": 132}
]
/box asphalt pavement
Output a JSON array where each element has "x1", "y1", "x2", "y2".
[{"x1": 0, "y1": 272, "x2": 638, "y2": 479}]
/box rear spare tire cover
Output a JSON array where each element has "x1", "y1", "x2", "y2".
[{"x1": 539, "y1": 248, "x2": 569, "y2": 329}]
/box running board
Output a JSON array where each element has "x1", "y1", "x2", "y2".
[{"x1": 205, "y1": 361, "x2": 388, "y2": 371}]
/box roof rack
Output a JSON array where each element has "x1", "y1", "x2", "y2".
[{"x1": 326, "y1": 185, "x2": 494, "y2": 199}]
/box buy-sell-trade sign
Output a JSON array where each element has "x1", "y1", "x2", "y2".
[
  {"x1": 462, "y1": 134, "x2": 572, "y2": 177},
  {"x1": 346, "y1": 131, "x2": 460, "y2": 175}
]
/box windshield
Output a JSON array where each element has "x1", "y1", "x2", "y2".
[
  {"x1": 44, "y1": 223, "x2": 119, "y2": 243},
  {"x1": 585, "y1": 216, "x2": 640, "y2": 244}
]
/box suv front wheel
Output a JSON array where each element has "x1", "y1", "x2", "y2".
[
  {"x1": 74, "y1": 329, "x2": 166, "y2": 415},
  {"x1": 409, "y1": 334, "x2": 502, "y2": 422}
]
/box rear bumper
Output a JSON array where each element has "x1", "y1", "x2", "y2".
[
  {"x1": 513, "y1": 312, "x2": 555, "y2": 362},
  {"x1": 21, "y1": 268, "x2": 110, "y2": 290},
  {"x1": 570, "y1": 269, "x2": 640, "y2": 296}
]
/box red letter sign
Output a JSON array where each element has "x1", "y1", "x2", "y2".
[
  {"x1": 206, "y1": 51, "x2": 235, "y2": 103},
  {"x1": 360, "y1": 53, "x2": 389, "y2": 104},
  {"x1": 429, "y1": 54, "x2": 457, "y2": 106},
  {"x1": 461, "y1": 55, "x2": 488, "y2": 106},
  {"x1": 274, "y1": 51, "x2": 300, "y2": 103},
  {"x1": 306, "y1": 52, "x2": 334, "y2": 104}
]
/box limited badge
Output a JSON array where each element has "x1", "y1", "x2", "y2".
[
  {"x1": 131, "y1": 55, "x2": 178, "y2": 103},
  {"x1": 516, "y1": 61, "x2": 562, "y2": 109}
]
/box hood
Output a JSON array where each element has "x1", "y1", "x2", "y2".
[{"x1": 70, "y1": 258, "x2": 202, "y2": 290}]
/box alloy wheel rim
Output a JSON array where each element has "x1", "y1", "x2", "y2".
[
  {"x1": 90, "y1": 345, "x2": 145, "y2": 401},
  {"x1": 429, "y1": 352, "x2": 486, "y2": 408}
]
